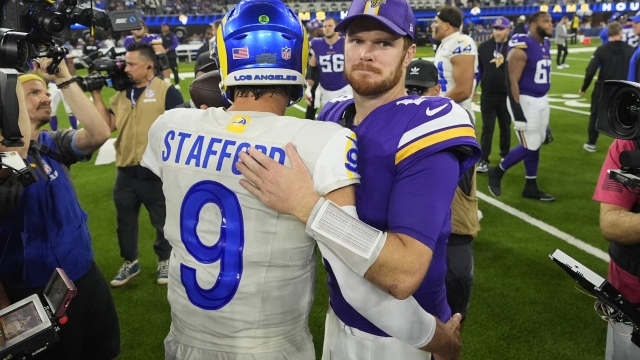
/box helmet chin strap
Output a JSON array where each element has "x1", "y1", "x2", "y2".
[{"x1": 220, "y1": 80, "x2": 234, "y2": 106}]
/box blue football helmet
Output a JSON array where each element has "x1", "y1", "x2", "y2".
[{"x1": 211, "y1": 0, "x2": 308, "y2": 106}]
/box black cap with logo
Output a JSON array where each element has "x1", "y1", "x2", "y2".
[{"x1": 405, "y1": 59, "x2": 439, "y2": 89}]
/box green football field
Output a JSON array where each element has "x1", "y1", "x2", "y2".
[{"x1": 52, "y1": 39, "x2": 621, "y2": 359}]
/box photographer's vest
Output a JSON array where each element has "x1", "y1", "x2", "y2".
[
  {"x1": 110, "y1": 78, "x2": 169, "y2": 167},
  {"x1": 451, "y1": 168, "x2": 480, "y2": 240}
]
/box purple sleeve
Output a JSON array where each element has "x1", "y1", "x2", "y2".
[
  {"x1": 475, "y1": 68, "x2": 482, "y2": 90},
  {"x1": 170, "y1": 34, "x2": 179, "y2": 51},
  {"x1": 388, "y1": 150, "x2": 460, "y2": 250}
]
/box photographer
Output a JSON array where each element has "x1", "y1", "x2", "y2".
[
  {"x1": 593, "y1": 139, "x2": 640, "y2": 360},
  {"x1": 92, "y1": 42, "x2": 183, "y2": 288},
  {"x1": 0, "y1": 57, "x2": 119, "y2": 359}
]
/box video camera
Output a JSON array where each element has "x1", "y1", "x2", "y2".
[
  {"x1": 72, "y1": 48, "x2": 130, "y2": 92},
  {"x1": 0, "y1": 0, "x2": 141, "y2": 74},
  {"x1": 0, "y1": 268, "x2": 76, "y2": 359},
  {"x1": 0, "y1": 0, "x2": 141, "y2": 182},
  {"x1": 550, "y1": 250, "x2": 640, "y2": 348},
  {"x1": 596, "y1": 80, "x2": 640, "y2": 190}
]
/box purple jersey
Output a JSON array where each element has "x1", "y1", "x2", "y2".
[
  {"x1": 508, "y1": 34, "x2": 551, "y2": 98},
  {"x1": 124, "y1": 33, "x2": 163, "y2": 49},
  {"x1": 311, "y1": 37, "x2": 349, "y2": 91},
  {"x1": 318, "y1": 95, "x2": 481, "y2": 336}
]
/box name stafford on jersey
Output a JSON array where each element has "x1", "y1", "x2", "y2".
[{"x1": 161, "y1": 130, "x2": 286, "y2": 174}]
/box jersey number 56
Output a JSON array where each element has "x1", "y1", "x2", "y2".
[
  {"x1": 319, "y1": 54, "x2": 345, "y2": 73},
  {"x1": 180, "y1": 180, "x2": 245, "y2": 310}
]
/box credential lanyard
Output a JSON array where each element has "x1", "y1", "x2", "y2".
[{"x1": 131, "y1": 77, "x2": 154, "y2": 108}]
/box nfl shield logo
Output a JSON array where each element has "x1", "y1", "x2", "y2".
[{"x1": 282, "y1": 47, "x2": 291, "y2": 60}]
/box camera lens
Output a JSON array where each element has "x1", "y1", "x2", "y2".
[
  {"x1": 615, "y1": 91, "x2": 640, "y2": 128},
  {"x1": 0, "y1": 29, "x2": 33, "y2": 72},
  {"x1": 611, "y1": 88, "x2": 640, "y2": 138},
  {"x1": 32, "y1": 10, "x2": 70, "y2": 37}
]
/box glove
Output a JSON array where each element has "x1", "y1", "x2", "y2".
[
  {"x1": 304, "y1": 86, "x2": 313, "y2": 106},
  {"x1": 513, "y1": 120, "x2": 527, "y2": 131}
]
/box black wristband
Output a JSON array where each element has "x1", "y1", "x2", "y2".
[
  {"x1": 306, "y1": 65, "x2": 318, "y2": 81},
  {"x1": 56, "y1": 77, "x2": 78, "y2": 89},
  {"x1": 507, "y1": 94, "x2": 527, "y2": 122}
]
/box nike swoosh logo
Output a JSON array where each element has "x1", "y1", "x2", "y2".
[{"x1": 425, "y1": 104, "x2": 448, "y2": 116}]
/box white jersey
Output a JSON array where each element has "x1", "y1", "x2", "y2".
[
  {"x1": 142, "y1": 108, "x2": 359, "y2": 355},
  {"x1": 622, "y1": 25, "x2": 639, "y2": 48},
  {"x1": 434, "y1": 31, "x2": 478, "y2": 118}
]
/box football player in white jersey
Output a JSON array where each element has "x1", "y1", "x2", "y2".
[
  {"x1": 142, "y1": 0, "x2": 452, "y2": 359},
  {"x1": 432, "y1": 6, "x2": 478, "y2": 122}
]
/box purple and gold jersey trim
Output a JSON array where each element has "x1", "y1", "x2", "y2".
[
  {"x1": 396, "y1": 126, "x2": 476, "y2": 164},
  {"x1": 508, "y1": 34, "x2": 528, "y2": 48}
]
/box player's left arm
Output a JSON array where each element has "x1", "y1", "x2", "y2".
[
  {"x1": 237, "y1": 142, "x2": 466, "y2": 300},
  {"x1": 447, "y1": 55, "x2": 476, "y2": 103}
]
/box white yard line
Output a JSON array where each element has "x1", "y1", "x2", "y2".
[{"x1": 477, "y1": 192, "x2": 609, "y2": 262}]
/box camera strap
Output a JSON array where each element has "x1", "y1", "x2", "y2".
[{"x1": 30, "y1": 141, "x2": 67, "y2": 165}]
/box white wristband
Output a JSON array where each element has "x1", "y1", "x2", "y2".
[{"x1": 306, "y1": 198, "x2": 386, "y2": 277}]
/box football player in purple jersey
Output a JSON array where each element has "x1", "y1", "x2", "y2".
[
  {"x1": 487, "y1": 11, "x2": 555, "y2": 201},
  {"x1": 124, "y1": 19, "x2": 172, "y2": 81},
  {"x1": 237, "y1": 0, "x2": 480, "y2": 359},
  {"x1": 305, "y1": 18, "x2": 352, "y2": 109}
]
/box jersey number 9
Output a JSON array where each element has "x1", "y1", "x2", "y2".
[{"x1": 180, "y1": 180, "x2": 245, "y2": 310}]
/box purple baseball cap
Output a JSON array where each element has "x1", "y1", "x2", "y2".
[
  {"x1": 335, "y1": 0, "x2": 416, "y2": 40},
  {"x1": 632, "y1": 15, "x2": 640, "y2": 23},
  {"x1": 493, "y1": 17, "x2": 511, "y2": 29}
]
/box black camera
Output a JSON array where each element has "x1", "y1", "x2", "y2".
[
  {"x1": 597, "y1": 80, "x2": 640, "y2": 189},
  {"x1": 0, "y1": 268, "x2": 76, "y2": 359},
  {"x1": 73, "y1": 49, "x2": 130, "y2": 92},
  {"x1": 0, "y1": 0, "x2": 142, "y2": 167},
  {"x1": 0, "y1": 0, "x2": 142, "y2": 73}
]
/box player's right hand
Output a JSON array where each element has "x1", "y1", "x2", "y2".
[
  {"x1": 433, "y1": 313, "x2": 462, "y2": 360},
  {"x1": 304, "y1": 88, "x2": 313, "y2": 107},
  {"x1": 513, "y1": 120, "x2": 527, "y2": 132}
]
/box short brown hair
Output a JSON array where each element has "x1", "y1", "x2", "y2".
[{"x1": 608, "y1": 21, "x2": 623, "y2": 37}]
